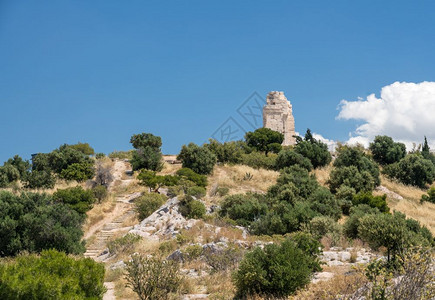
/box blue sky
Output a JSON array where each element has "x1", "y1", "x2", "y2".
[{"x1": 1, "y1": 0, "x2": 435, "y2": 161}]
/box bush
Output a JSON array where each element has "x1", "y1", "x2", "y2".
[
  {"x1": 219, "y1": 193, "x2": 268, "y2": 227},
  {"x1": 183, "y1": 244, "x2": 203, "y2": 261},
  {"x1": 46, "y1": 144, "x2": 94, "y2": 174},
  {"x1": 179, "y1": 195, "x2": 206, "y2": 219},
  {"x1": 175, "y1": 168, "x2": 208, "y2": 187},
  {"x1": 205, "y1": 139, "x2": 247, "y2": 164},
  {"x1": 125, "y1": 254, "x2": 182, "y2": 300},
  {"x1": 130, "y1": 133, "x2": 164, "y2": 171},
  {"x1": 135, "y1": 193, "x2": 167, "y2": 220},
  {"x1": 233, "y1": 239, "x2": 315, "y2": 298},
  {"x1": 95, "y1": 152, "x2": 105, "y2": 159},
  {"x1": 216, "y1": 186, "x2": 229, "y2": 197},
  {"x1": 245, "y1": 128, "x2": 284, "y2": 155},
  {"x1": 107, "y1": 233, "x2": 142, "y2": 256},
  {"x1": 333, "y1": 146, "x2": 380, "y2": 187},
  {"x1": 328, "y1": 166, "x2": 376, "y2": 193},
  {"x1": 108, "y1": 150, "x2": 134, "y2": 160},
  {"x1": 0, "y1": 165, "x2": 20, "y2": 187},
  {"x1": 343, "y1": 204, "x2": 381, "y2": 239},
  {"x1": 275, "y1": 149, "x2": 313, "y2": 171},
  {"x1": 352, "y1": 192, "x2": 389, "y2": 213},
  {"x1": 294, "y1": 129, "x2": 332, "y2": 168},
  {"x1": 383, "y1": 154, "x2": 435, "y2": 188},
  {"x1": 60, "y1": 162, "x2": 95, "y2": 182},
  {"x1": 92, "y1": 185, "x2": 108, "y2": 203},
  {"x1": 0, "y1": 249, "x2": 105, "y2": 299},
  {"x1": 23, "y1": 170, "x2": 56, "y2": 189},
  {"x1": 309, "y1": 216, "x2": 342, "y2": 239},
  {"x1": 68, "y1": 142, "x2": 95, "y2": 156},
  {"x1": 53, "y1": 186, "x2": 96, "y2": 214},
  {"x1": 308, "y1": 187, "x2": 342, "y2": 221},
  {"x1": 137, "y1": 170, "x2": 179, "y2": 193},
  {"x1": 4, "y1": 155, "x2": 30, "y2": 178},
  {"x1": 0, "y1": 191, "x2": 85, "y2": 256},
  {"x1": 335, "y1": 185, "x2": 356, "y2": 215},
  {"x1": 241, "y1": 151, "x2": 277, "y2": 169},
  {"x1": 421, "y1": 187, "x2": 435, "y2": 203},
  {"x1": 94, "y1": 162, "x2": 113, "y2": 188},
  {"x1": 369, "y1": 135, "x2": 406, "y2": 165},
  {"x1": 177, "y1": 143, "x2": 217, "y2": 175},
  {"x1": 186, "y1": 186, "x2": 206, "y2": 198}
]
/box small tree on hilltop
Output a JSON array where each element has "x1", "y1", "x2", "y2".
[
  {"x1": 130, "y1": 133, "x2": 164, "y2": 171},
  {"x1": 369, "y1": 135, "x2": 406, "y2": 165},
  {"x1": 294, "y1": 129, "x2": 332, "y2": 168},
  {"x1": 245, "y1": 128, "x2": 284, "y2": 156},
  {"x1": 177, "y1": 143, "x2": 216, "y2": 175}
]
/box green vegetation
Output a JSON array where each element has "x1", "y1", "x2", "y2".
[
  {"x1": 369, "y1": 135, "x2": 406, "y2": 165},
  {"x1": 294, "y1": 129, "x2": 332, "y2": 168},
  {"x1": 179, "y1": 195, "x2": 206, "y2": 219},
  {"x1": 137, "y1": 169, "x2": 179, "y2": 193},
  {"x1": 177, "y1": 143, "x2": 217, "y2": 174},
  {"x1": 219, "y1": 193, "x2": 268, "y2": 227},
  {"x1": 130, "y1": 133, "x2": 164, "y2": 171},
  {"x1": 68, "y1": 142, "x2": 95, "y2": 156},
  {"x1": 0, "y1": 249, "x2": 105, "y2": 300},
  {"x1": 204, "y1": 139, "x2": 247, "y2": 164},
  {"x1": 107, "y1": 233, "x2": 142, "y2": 256},
  {"x1": 421, "y1": 187, "x2": 435, "y2": 203},
  {"x1": 233, "y1": 237, "x2": 320, "y2": 298},
  {"x1": 53, "y1": 186, "x2": 96, "y2": 214},
  {"x1": 175, "y1": 168, "x2": 207, "y2": 187},
  {"x1": 240, "y1": 151, "x2": 277, "y2": 170},
  {"x1": 275, "y1": 149, "x2": 313, "y2": 171},
  {"x1": 0, "y1": 191, "x2": 85, "y2": 256},
  {"x1": 134, "y1": 193, "x2": 167, "y2": 220},
  {"x1": 352, "y1": 192, "x2": 389, "y2": 213},
  {"x1": 245, "y1": 127, "x2": 284, "y2": 155},
  {"x1": 125, "y1": 254, "x2": 182, "y2": 300},
  {"x1": 60, "y1": 162, "x2": 95, "y2": 182}
]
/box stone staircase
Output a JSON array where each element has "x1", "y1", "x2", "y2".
[{"x1": 84, "y1": 192, "x2": 141, "y2": 260}]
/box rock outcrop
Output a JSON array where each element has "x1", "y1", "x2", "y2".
[{"x1": 263, "y1": 91, "x2": 296, "y2": 146}]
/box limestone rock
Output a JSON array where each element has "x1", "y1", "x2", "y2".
[{"x1": 263, "y1": 91, "x2": 296, "y2": 146}]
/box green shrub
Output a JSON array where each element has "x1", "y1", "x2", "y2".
[
  {"x1": 286, "y1": 231, "x2": 322, "y2": 272},
  {"x1": 343, "y1": 204, "x2": 381, "y2": 239},
  {"x1": 0, "y1": 249, "x2": 105, "y2": 299},
  {"x1": 159, "y1": 240, "x2": 178, "y2": 255},
  {"x1": 179, "y1": 195, "x2": 206, "y2": 219},
  {"x1": 4, "y1": 155, "x2": 30, "y2": 178},
  {"x1": 204, "y1": 139, "x2": 247, "y2": 164},
  {"x1": 46, "y1": 144, "x2": 95, "y2": 174},
  {"x1": 0, "y1": 164, "x2": 20, "y2": 185},
  {"x1": 125, "y1": 254, "x2": 182, "y2": 300},
  {"x1": 135, "y1": 193, "x2": 167, "y2": 220},
  {"x1": 177, "y1": 143, "x2": 217, "y2": 175},
  {"x1": 233, "y1": 239, "x2": 314, "y2": 298},
  {"x1": 107, "y1": 233, "x2": 141, "y2": 256},
  {"x1": 216, "y1": 186, "x2": 229, "y2": 197},
  {"x1": 352, "y1": 192, "x2": 389, "y2": 213},
  {"x1": 383, "y1": 154, "x2": 435, "y2": 188},
  {"x1": 53, "y1": 186, "x2": 96, "y2": 214},
  {"x1": 183, "y1": 244, "x2": 203, "y2": 261},
  {"x1": 369, "y1": 135, "x2": 406, "y2": 165},
  {"x1": 335, "y1": 185, "x2": 356, "y2": 215},
  {"x1": 186, "y1": 186, "x2": 206, "y2": 198},
  {"x1": 68, "y1": 142, "x2": 95, "y2": 156},
  {"x1": 92, "y1": 185, "x2": 108, "y2": 203},
  {"x1": 421, "y1": 187, "x2": 435, "y2": 203},
  {"x1": 294, "y1": 129, "x2": 332, "y2": 168},
  {"x1": 129, "y1": 133, "x2": 164, "y2": 171},
  {"x1": 309, "y1": 216, "x2": 342, "y2": 239},
  {"x1": 95, "y1": 152, "x2": 106, "y2": 159},
  {"x1": 328, "y1": 166, "x2": 376, "y2": 193},
  {"x1": 23, "y1": 170, "x2": 56, "y2": 189},
  {"x1": 308, "y1": 187, "x2": 342, "y2": 221},
  {"x1": 241, "y1": 151, "x2": 277, "y2": 170},
  {"x1": 219, "y1": 193, "x2": 268, "y2": 227},
  {"x1": 333, "y1": 146, "x2": 380, "y2": 187},
  {"x1": 275, "y1": 149, "x2": 313, "y2": 171},
  {"x1": 60, "y1": 162, "x2": 95, "y2": 182},
  {"x1": 0, "y1": 191, "x2": 85, "y2": 256},
  {"x1": 175, "y1": 168, "x2": 208, "y2": 187}
]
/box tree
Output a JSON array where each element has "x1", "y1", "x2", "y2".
[
  {"x1": 352, "y1": 192, "x2": 389, "y2": 213},
  {"x1": 137, "y1": 169, "x2": 179, "y2": 193},
  {"x1": 233, "y1": 239, "x2": 315, "y2": 298},
  {"x1": 275, "y1": 149, "x2": 313, "y2": 171},
  {"x1": 23, "y1": 170, "x2": 56, "y2": 189},
  {"x1": 328, "y1": 165, "x2": 376, "y2": 193},
  {"x1": 0, "y1": 191, "x2": 85, "y2": 256},
  {"x1": 0, "y1": 249, "x2": 106, "y2": 299},
  {"x1": 177, "y1": 143, "x2": 216, "y2": 175},
  {"x1": 219, "y1": 193, "x2": 268, "y2": 227},
  {"x1": 421, "y1": 136, "x2": 435, "y2": 166},
  {"x1": 369, "y1": 135, "x2": 406, "y2": 165},
  {"x1": 245, "y1": 128, "x2": 284, "y2": 155},
  {"x1": 175, "y1": 168, "x2": 208, "y2": 187},
  {"x1": 47, "y1": 144, "x2": 94, "y2": 174},
  {"x1": 60, "y1": 162, "x2": 95, "y2": 182},
  {"x1": 5, "y1": 155, "x2": 30, "y2": 178},
  {"x1": 68, "y1": 142, "x2": 95, "y2": 156},
  {"x1": 204, "y1": 139, "x2": 247, "y2": 164},
  {"x1": 130, "y1": 133, "x2": 164, "y2": 171},
  {"x1": 383, "y1": 153, "x2": 435, "y2": 188},
  {"x1": 134, "y1": 193, "x2": 167, "y2": 220},
  {"x1": 294, "y1": 129, "x2": 332, "y2": 168}
]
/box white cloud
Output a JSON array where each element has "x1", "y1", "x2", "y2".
[{"x1": 337, "y1": 81, "x2": 435, "y2": 150}]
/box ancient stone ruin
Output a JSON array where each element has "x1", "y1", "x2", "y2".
[{"x1": 263, "y1": 91, "x2": 296, "y2": 146}]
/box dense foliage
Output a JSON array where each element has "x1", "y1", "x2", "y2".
[
  {"x1": 294, "y1": 129, "x2": 332, "y2": 168},
  {"x1": 204, "y1": 139, "x2": 247, "y2": 164},
  {"x1": 177, "y1": 143, "x2": 217, "y2": 174},
  {"x1": 383, "y1": 153, "x2": 435, "y2": 188},
  {"x1": 275, "y1": 149, "x2": 313, "y2": 171},
  {"x1": 369, "y1": 135, "x2": 406, "y2": 165},
  {"x1": 245, "y1": 128, "x2": 284, "y2": 155},
  {"x1": 135, "y1": 193, "x2": 167, "y2": 220},
  {"x1": 233, "y1": 238, "x2": 319, "y2": 298},
  {"x1": 53, "y1": 186, "x2": 96, "y2": 214},
  {"x1": 0, "y1": 250, "x2": 106, "y2": 300},
  {"x1": 0, "y1": 191, "x2": 85, "y2": 256},
  {"x1": 130, "y1": 133, "x2": 164, "y2": 171},
  {"x1": 421, "y1": 187, "x2": 435, "y2": 203}
]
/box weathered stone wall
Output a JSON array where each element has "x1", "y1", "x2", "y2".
[{"x1": 263, "y1": 91, "x2": 296, "y2": 146}]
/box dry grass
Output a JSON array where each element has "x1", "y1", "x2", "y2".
[
  {"x1": 82, "y1": 195, "x2": 117, "y2": 235},
  {"x1": 380, "y1": 175, "x2": 426, "y2": 202},
  {"x1": 158, "y1": 161, "x2": 182, "y2": 176},
  {"x1": 204, "y1": 272, "x2": 234, "y2": 299},
  {"x1": 206, "y1": 164, "x2": 279, "y2": 199},
  {"x1": 312, "y1": 164, "x2": 333, "y2": 187}
]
